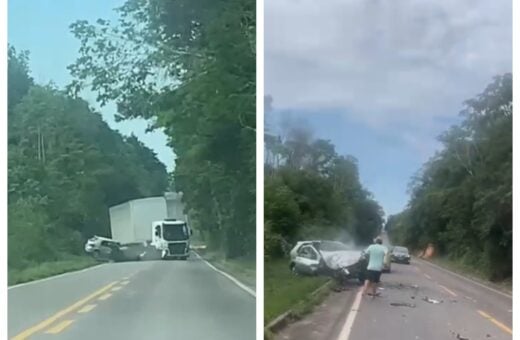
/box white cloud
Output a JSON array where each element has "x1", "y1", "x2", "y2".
[{"x1": 265, "y1": 0, "x2": 512, "y2": 146}]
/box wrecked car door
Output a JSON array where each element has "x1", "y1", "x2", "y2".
[{"x1": 294, "y1": 245, "x2": 321, "y2": 275}]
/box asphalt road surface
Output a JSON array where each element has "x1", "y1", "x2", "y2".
[
  {"x1": 9, "y1": 256, "x2": 255, "y2": 340},
  {"x1": 277, "y1": 250, "x2": 512, "y2": 340}
]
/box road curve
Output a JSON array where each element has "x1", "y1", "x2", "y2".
[{"x1": 9, "y1": 256, "x2": 255, "y2": 340}]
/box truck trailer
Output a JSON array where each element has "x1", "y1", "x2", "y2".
[{"x1": 86, "y1": 193, "x2": 191, "y2": 261}]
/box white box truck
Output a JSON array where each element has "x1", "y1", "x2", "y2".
[
  {"x1": 109, "y1": 197, "x2": 168, "y2": 243},
  {"x1": 106, "y1": 193, "x2": 191, "y2": 260}
]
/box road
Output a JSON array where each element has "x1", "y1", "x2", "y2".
[
  {"x1": 8, "y1": 256, "x2": 256, "y2": 340},
  {"x1": 276, "y1": 249, "x2": 512, "y2": 340}
]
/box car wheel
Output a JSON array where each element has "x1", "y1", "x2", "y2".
[
  {"x1": 290, "y1": 263, "x2": 298, "y2": 275},
  {"x1": 92, "y1": 250, "x2": 101, "y2": 260}
]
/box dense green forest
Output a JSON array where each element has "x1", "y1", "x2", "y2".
[
  {"x1": 264, "y1": 122, "x2": 384, "y2": 260},
  {"x1": 8, "y1": 46, "x2": 168, "y2": 271},
  {"x1": 67, "y1": 0, "x2": 256, "y2": 258},
  {"x1": 387, "y1": 74, "x2": 512, "y2": 281}
]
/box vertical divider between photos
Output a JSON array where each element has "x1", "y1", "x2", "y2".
[{"x1": 256, "y1": 0, "x2": 265, "y2": 337}]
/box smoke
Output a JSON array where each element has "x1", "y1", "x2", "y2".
[
  {"x1": 298, "y1": 224, "x2": 367, "y2": 251},
  {"x1": 332, "y1": 229, "x2": 367, "y2": 251}
]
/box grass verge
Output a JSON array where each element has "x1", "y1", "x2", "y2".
[
  {"x1": 197, "y1": 250, "x2": 256, "y2": 290},
  {"x1": 8, "y1": 256, "x2": 99, "y2": 286},
  {"x1": 422, "y1": 256, "x2": 512, "y2": 294},
  {"x1": 264, "y1": 260, "x2": 329, "y2": 325}
]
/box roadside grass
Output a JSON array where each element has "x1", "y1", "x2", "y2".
[
  {"x1": 197, "y1": 250, "x2": 256, "y2": 290},
  {"x1": 8, "y1": 256, "x2": 99, "y2": 286},
  {"x1": 423, "y1": 257, "x2": 512, "y2": 294},
  {"x1": 264, "y1": 260, "x2": 329, "y2": 325}
]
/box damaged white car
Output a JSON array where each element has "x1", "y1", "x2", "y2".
[{"x1": 289, "y1": 240, "x2": 368, "y2": 284}]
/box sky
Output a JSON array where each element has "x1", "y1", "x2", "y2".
[
  {"x1": 8, "y1": 0, "x2": 175, "y2": 170},
  {"x1": 265, "y1": 0, "x2": 512, "y2": 216}
]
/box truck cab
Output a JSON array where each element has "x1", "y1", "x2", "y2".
[{"x1": 151, "y1": 219, "x2": 192, "y2": 260}]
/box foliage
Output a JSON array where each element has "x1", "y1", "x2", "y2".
[
  {"x1": 8, "y1": 256, "x2": 98, "y2": 286},
  {"x1": 8, "y1": 47, "x2": 168, "y2": 272},
  {"x1": 388, "y1": 74, "x2": 512, "y2": 281},
  {"x1": 264, "y1": 260, "x2": 328, "y2": 324},
  {"x1": 67, "y1": 0, "x2": 256, "y2": 258},
  {"x1": 264, "y1": 126, "x2": 384, "y2": 260}
]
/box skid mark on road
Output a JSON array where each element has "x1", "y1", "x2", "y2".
[
  {"x1": 77, "y1": 304, "x2": 97, "y2": 314},
  {"x1": 477, "y1": 310, "x2": 512, "y2": 335},
  {"x1": 44, "y1": 320, "x2": 75, "y2": 334}
]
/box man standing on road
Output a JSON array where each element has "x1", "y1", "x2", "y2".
[{"x1": 362, "y1": 236, "x2": 386, "y2": 298}]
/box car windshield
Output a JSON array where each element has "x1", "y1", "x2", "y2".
[
  {"x1": 319, "y1": 241, "x2": 350, "y2": 252},
  {"x1": 394, "y1": 246, "x2": 409, "y2": 254}
]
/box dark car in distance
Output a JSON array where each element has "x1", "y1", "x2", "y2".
[{"x1": 391, "y1": 246, "x2": 411, "y2": 264}]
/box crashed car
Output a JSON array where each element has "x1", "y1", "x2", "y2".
[
  {"x1": 85, "y1": 236, "x2": 143, "y2": 262},
  {"x1": 289, "y1": 240, "x2": 367, "y2": 284},
  {"x1": 391, "y1": 246, "x2": 411, "y2": 264}
]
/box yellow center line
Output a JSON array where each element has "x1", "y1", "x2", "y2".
[
  {"x1": 439, "y1": 284, "x2": 457, "y2": 297},
  {"x1": 77, "y1": 304, "x2": 97, "y2": 314},
  {"x1": 44, "y1": 320, "x2": 75, "y2": 334},
  {"x1": 478, "y1": 310, "x2": 512, "y2": 335},
  {"x1": 12, "y1": 281, "x2": 118, "y2": 340},
  {"x1": 98, "y1": 293, "x2": 112, "y2": 301}
]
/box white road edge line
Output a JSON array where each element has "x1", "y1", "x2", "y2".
[
  {"x1": 415, "y1": 258, "x2": 511, "y2": 299},
  {"x1": 8, "y1": 263, "x2": 108, "y2": 290},
  {"x1": 193, "y1": 252, "x2": 256, "y2": 298},
  {"x1": 337, "y1": 288, "x2": 363, "y2": 340}
]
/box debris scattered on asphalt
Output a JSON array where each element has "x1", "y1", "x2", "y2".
[
  {"x1": 450, "y1": 299, "x2": 458, "y2": 303},
  {"x1": 486, "y1": 334, "x2": 491, "y2": 338},
  {"x1": 456, "y1": 334, "x2": 469, "y2": 340},
  {"x1": 333, "y1": 286, "x2": 351, "y2": 292},
  {"x1": 390, "y1": 302, "x2": 416, "y2": 308},
  {"x1": 423, "y1": 296, "x2": 443, "y2": 304},
  {"x1": 464, "y1": 295, "x2": 477, "y2": 303}
]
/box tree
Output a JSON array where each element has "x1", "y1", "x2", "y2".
[
  {"x1": 389, "y1": 74, "x2": 512, "y2": 280},
  {"x1": 67, "y1": 0, "x2": 256, "y2": 258},
  {"x1": 8, "y1": 48, "x2": 169, "y2": 270},
  {"x1": 264, "y1": 126, "x2": 384, "y2": 259}
]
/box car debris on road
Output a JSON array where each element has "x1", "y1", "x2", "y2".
[
  {"x1": 390, "y1": 302, "x2": 416, "y2": 308},
  {"x1": 422, "y1": 296, "x2": 443, "y2": 304}
]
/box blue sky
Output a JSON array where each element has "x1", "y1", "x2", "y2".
[
  {"x1": 8, "y1": 0, "x2": 175, "y2": 170},
  {"x1": 265, "y1": 0, "x2": 512, "y2": 216}
]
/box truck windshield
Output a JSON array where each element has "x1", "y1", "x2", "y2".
[{"x1": 163, "y1": 223, "x2": 188, "y2": 241}]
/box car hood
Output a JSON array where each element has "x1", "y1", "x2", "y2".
[{"x1": 321, "y1": 250, "x2": 363, "y2": 270}]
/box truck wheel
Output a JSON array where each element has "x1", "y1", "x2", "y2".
[{"x1": 181, "y1": 256, "x2": 188, "y2": 261}]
